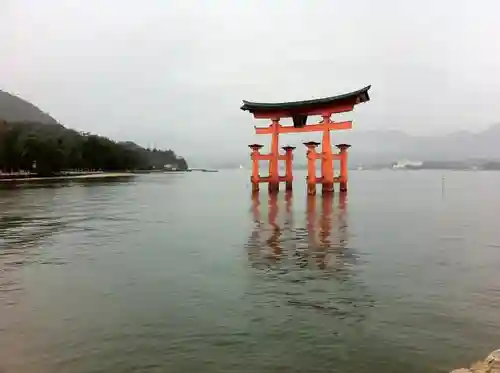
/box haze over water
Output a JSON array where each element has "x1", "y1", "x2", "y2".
[{"x1": 1, "y1": 170, "x2": 500, "y2": 373}]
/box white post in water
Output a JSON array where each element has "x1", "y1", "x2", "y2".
[{"x1": 441, "y1": 174, "x2": 445, "y2": 198}]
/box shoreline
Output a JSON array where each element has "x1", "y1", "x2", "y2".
[{"x1": 0, "y1": 172, "x2": 137, "y2": 182}]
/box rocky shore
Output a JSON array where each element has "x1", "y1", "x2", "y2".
[{"x1": 452, "y1": 350, "x2": 500, "y2": 373}]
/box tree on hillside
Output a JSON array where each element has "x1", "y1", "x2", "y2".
[{"x1": 0, "y1": 121, "x2": 188, "y2": 175}]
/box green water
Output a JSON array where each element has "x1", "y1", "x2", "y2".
[{"x1": 1, "y1": 170, "x2": 499, "y2": 373}]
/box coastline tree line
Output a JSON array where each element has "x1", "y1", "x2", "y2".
[{"x1": 0, "y1": 121, "x2": 188, "y2": 176}]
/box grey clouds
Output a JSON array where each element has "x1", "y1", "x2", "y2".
[{"x1": 1, "y1": 0, "x2": 500, "y2": 162}]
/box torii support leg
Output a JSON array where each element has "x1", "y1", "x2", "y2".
[
  {"x1": 268, "y1": 119, "x2": 280, "y2": 193},
  {"x1": 249, "y1": 144, "x2": 264, "y2": 194},
  {"x1": 282, "y1": 146, "x2": 296, "y2": 191},
  {"x1": 336, "y1": 144, "x2": 351, "y2": 192},
  {"x1": 304, "y1": 141, "x2": 320, "y2": 196},
  {"x1": 321, "y1": 114, "x2": 334, "y2": 194}
]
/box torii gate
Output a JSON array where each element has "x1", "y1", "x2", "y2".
[{"x1": 241, "y1": 85, "x2": 371, "y2": 195}]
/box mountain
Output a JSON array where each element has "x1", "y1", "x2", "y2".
[
  {"x1": 332, "y1": 124, "x2": 500, "y2": 165},
  {"x1": 0, "y1": 90, "x2": 188, "y2": 174},
  {"x1": 0, "y1": 121, "x2": 188, "y2": 174},
  {"x1": 0, "y1": 90, "x2": 59, "y2": 125},
  {"x1": 195, "y1": 124, "x2": 500, "y2": 169}
]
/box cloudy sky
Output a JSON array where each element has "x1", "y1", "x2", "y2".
[{"x1": 1, "y1": 0, "x2": 500, "y2": 161}]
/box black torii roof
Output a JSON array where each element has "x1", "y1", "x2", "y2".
[{"x1": 241, "y1": 85, "x2": 371, "y2": 114}]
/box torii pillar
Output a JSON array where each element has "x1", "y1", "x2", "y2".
[
  {"x1": 249, "y1": 144, "x2": 264, "y2": 193},
  {"x1": 320, "y1": 114, "x2": 335, "y2": 194},
  {"x1": 304, "y1": 141, "x2": 321, "y2": 196},
  {"x1": 336, "y1": 144, "x2": 351, "y2": 192},
  {"x1": 248, "y1": 143, "x2": 295, "y2": 193},
  {"x1": 282, "y1": 145, "x2": 295, "y2": 191}
]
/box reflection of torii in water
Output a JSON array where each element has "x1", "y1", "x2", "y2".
[
  {"x1": 306, "y1": 193, "x2": 348, "y2": 270},
  {"x1": 246, "y1": 192, "x2": 375, "y2": 321},
  {"x1": 248, "y1": 191, "x2": 293, "y2": 265},
  {"x1": 246, "y1": 192, "x2": 352, "y2": 272}
]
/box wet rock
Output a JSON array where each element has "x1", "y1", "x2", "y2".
[
  {"x1": 484, "y1": 350, "x2": 500, "y2": 373},
  {"x1": 452, "y1": 350, "x2": 500, "y2": 373},
  {"x1": 469, "y1": 360, "x2": 488, "y2": 373}
]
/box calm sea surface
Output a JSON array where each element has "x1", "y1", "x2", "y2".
[{"x1": 1, "y1": 170, "x2": 499, "y2": 373}]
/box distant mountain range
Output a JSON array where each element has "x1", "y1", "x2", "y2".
[
  {"x1": 332, "y1": 124, "x2": 500, "y2": 166},
  {"x1": 0, "y1": 90, "x2": 59, "y2": 125},
  {"x1": 2, "y1": 88, "x2": 499, "y2": 169},
  {"x1": 194, "y1": 124, "x2": 500, "y2": 169}
]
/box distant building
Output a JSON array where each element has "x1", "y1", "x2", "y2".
[
  {"x1": 164, "y1": 164, "x2": 178, "y2": 171},
  {"x1": 393, "y1": 159, "x2": 423, "y2": 169}
]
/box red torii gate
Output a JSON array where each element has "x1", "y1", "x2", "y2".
[{"x1": 241, "y1": 86, "x2": 371, "y2": 195}]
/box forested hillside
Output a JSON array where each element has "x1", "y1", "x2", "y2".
[{"x1": 0, "y1": 120, "x2": 188, "y2": 176}]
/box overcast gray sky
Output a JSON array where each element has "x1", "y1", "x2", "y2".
[{"x1": 1, "y1": 0, "x2": 500, "y2": 160}]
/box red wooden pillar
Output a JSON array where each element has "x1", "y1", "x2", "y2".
[
  {"x1": 304, "y1": 141, "x2": 320, "y2": 196},
  {"x1": 282, "y1": 145, "x2": 295, "y2": 191},
  {"x1": 321, "y1": 114, "x2": 334, "y2": 194},
  {"x1": 268, "y1": 118, "x2": 280, "y2": 193},
  {"x1": 249, "y1": 144, "x2": 264, "y2": 193},
  {"x1": 336, "y1": 144, "x2": 351, "y2": 192}
]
